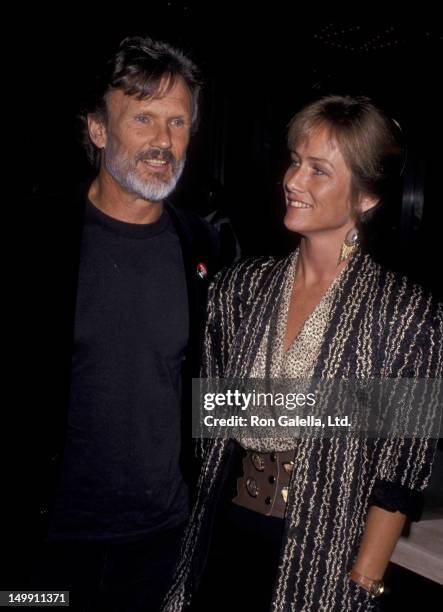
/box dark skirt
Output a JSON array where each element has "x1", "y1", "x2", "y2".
[{"x1": 190, "y1": 446, "x2": 285, "y2": 612}]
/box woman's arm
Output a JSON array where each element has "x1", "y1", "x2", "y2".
[{"x1": 352, "y1": 505, "x2": 406, "y2": 581}]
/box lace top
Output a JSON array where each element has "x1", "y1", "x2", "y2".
[{"x1": 237, "y1": 249, "x2": 345, "y2": 451}]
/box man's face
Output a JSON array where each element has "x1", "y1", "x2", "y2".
[{"x1": 91, "y1": 77, "x2": 192, "y2": 202}]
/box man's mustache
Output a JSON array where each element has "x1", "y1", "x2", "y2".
[{"x1": 136, "y1": 148, "x2": 175, "y2": 164}]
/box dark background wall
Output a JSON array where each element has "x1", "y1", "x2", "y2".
[{"x1": 21, "y1": 10, "x2": 442, "y2": 296}]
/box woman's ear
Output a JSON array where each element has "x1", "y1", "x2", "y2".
[
  {"x1": 87, "y1": 114, "x2": 107, "y2": 149},
  {"x1": 359, "y1": 194, "x2": 379, "y2": 213}
]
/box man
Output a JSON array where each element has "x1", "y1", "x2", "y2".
[{"x1": 10, "y1": 36, "x2": 225, "y2": 610}]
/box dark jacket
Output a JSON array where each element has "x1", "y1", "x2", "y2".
[{"x1": 4, "y1": 182, "x2": 224, "y2": 586}]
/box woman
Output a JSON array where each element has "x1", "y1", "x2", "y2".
[{"x1": 163, "y1": 96, "x2": 442, "y2": 611}]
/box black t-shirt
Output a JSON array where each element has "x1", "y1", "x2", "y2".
[{"x1": 48, "y1": 200, "x2": 189, "y2": 542}]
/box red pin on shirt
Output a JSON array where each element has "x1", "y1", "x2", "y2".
[{"x1": 196, "y1": 262, "x2": 208, "y2": 280}]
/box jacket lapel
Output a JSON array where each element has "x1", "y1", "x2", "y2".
[{"x1": 166, "y1": 202, "x2": 219, "y2": 377}]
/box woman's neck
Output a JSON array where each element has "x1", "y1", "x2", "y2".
[{"x1": 296, "y1": 231, "x2": 354, "y2": 287}]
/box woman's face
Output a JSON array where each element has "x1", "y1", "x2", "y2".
[{"x1": 283, "y1": 124, "x2": 356, "y2": 237}]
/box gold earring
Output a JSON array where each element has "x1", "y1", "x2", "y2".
[{"x1": 338, "y1": 227, "x2": 359, "y2": 264}]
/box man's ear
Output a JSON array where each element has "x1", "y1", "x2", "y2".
[
  {"x1": 359, "y1": 193, "x2": 379, "y2": 213},
  {"x1": 87, "y1": 114, "x2": 107, "y2": 149}
]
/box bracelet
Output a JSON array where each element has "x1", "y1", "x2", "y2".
[{"x1": 348, "y1": 569, "x2": 385, "y2": 597}]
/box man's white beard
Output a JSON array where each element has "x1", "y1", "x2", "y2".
[{"x1": 104, "y1": 144, "x2": 186, "y2": 202}]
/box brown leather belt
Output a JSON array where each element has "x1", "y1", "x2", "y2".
[{"x1": 232, "y1": 449, "x2": 295, "y2": 518}]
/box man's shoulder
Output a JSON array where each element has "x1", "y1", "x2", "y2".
[
  {"x1": 166, "y1": 202, "x2": 236, "y2": 275},
  {"x1": 166, "y1": 201, "x2": 215, "y2": 237}
]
